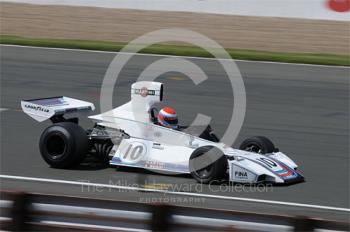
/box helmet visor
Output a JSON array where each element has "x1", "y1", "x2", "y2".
[{"x1": 164, "y1": 117, "x2": 178, "y2": 125}]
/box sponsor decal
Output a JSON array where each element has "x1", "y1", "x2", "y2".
[
  {"x1": 234, "y1": 171, "x2": 248, "y2": 179},
  {"x1": 145, "y1": 160, "x2": 165, "y2": 169},
  {"x1": 152, "y1": 143, "x2": 164, "y2": 150},
  {"x1": 140, "y1": 87, "x2": 148, "y2": 97},
  {"x1": 134, "y1": 87, "x2": 156, "y2": 97},
  {"x1": 24, "y1": 104, "x2": 49, "y2": 113}
]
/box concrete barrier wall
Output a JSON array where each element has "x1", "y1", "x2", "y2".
[{"x1": 3, "y1": 0, "x2": 350, "y2": 21}]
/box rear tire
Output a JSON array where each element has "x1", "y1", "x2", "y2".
[
  {"x1": 39, "y1": 122, "x2": 88, "y2": 168},
  {"x1": 239, "y1": 136, "x2": 275, "y2": 154},
  {"x1": 189, "y1": 146, "x2": 227, "y2": 184}
]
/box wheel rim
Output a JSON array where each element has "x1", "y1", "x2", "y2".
[
  {"x1": 46, "y1": 134, "x2": 66, "y2": 159},
  {"x1": 195, "y1": 166, "x2": 213, "y2": 178},
  {"x1": 193, "y1": 155, "x2": 213, "y2": 178},
  {"x1": 244, "y1": 144, "x2": 262, "y2": 154}
]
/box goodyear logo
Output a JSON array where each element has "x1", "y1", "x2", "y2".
[{"x1": 25, "y1": 104, "x2": 49, "y2": 113}]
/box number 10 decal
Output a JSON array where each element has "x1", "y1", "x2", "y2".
[{"x1": 120, "y1": 141, "x2": 147, "y2": 164}]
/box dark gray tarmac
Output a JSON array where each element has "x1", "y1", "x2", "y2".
[{"x1": 0, "y1": 45, "x2": 349, "y2": 220}]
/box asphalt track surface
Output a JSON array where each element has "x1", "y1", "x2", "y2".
[{"x1": 1, "y1": 45, "x2": 349, "y2": 221}]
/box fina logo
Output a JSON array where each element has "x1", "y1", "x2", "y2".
[{"x1": 235, "y1": 171, "x2": 248, "y2": 179}]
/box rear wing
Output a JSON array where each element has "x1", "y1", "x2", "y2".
[{"x1": 21, "y1": 96, "x2": 95, "y2": 122}]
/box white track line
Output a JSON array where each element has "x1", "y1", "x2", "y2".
[
  {"x1": 1, "y1": 174, "x2": 349, "y2": 213},
  {"x1": 0, "y1": 108, "x2": 8, "y2": 112},
  {"x1": 1, "y1": 44, "x2": 348, "y2": 69}
]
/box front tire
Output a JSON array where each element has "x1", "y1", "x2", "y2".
[
  {"x1": 239, "y1": 136, "x2": 275, "y2": 154},
  {"x1": 39, "y1": 122, "x2": 88, "y2": 168},
  {"x1": 189, "y1": 146, "x2": 227, "y2": 184}
]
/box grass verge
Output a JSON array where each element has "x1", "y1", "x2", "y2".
[{"x1": 1, "y1": 35, "x2": 348, "y2": 66}]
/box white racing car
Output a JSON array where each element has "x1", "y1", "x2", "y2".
[{"x1": 21, "y1": 81, "x2": 304, "y2": 184}]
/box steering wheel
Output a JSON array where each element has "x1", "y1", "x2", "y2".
[{"x1": 149, "y1": 107, "x2": 159, "y2": 123}]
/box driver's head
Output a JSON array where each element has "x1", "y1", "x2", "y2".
[{"x1": 157, "y1": 107, "x2": 178, "y2": 129}]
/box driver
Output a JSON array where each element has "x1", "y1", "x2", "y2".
[{"x1": 157, "y1": 107, "x2": 179, "y2": 130}]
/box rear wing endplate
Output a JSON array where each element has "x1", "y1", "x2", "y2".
[{"x1": 21, "y1": 96, "x2": 95, "y2": 122}]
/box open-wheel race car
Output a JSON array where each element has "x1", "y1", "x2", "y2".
[{"x1": 21, "y1": 81, "x2": 304, "y2": 184}]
